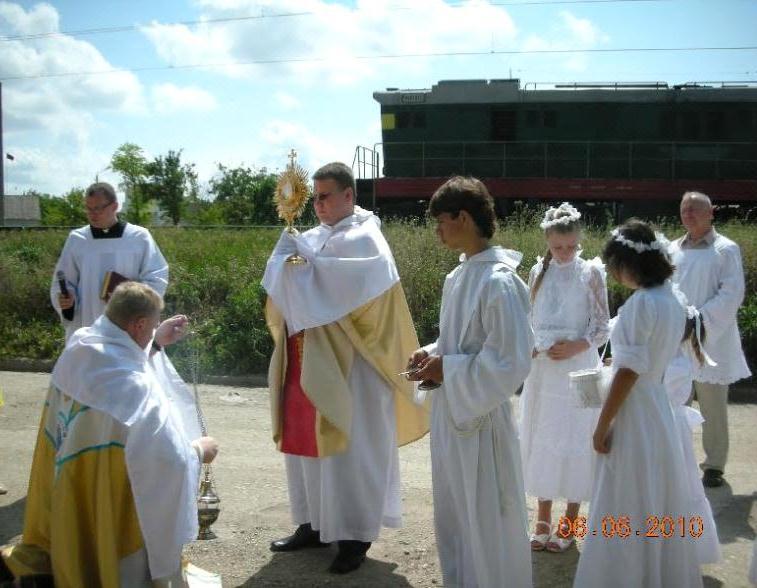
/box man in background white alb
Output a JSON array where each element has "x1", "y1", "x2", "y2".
[
  {"x1": 669, "y1": 190, "x2": 751, "y2": 488},
  {"x1": 51, "y1": 181, "x2": 168, "y2": 341}
]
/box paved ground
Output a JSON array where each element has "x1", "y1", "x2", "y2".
[{"x1": 0, "y1": 371, "x2": 755, "y2": 587}]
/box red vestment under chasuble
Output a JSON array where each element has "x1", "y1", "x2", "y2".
[{"x1": 280, "y1": 332, "x2": 318, "y2": 456}]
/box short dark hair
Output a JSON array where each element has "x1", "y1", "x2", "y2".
[
  {"x1": 312, "y1": 162, "x2": 356, "y2": 195},
  {"x1": 85, "y1": 182, "x2": 117, "y2": 204},
  {"x1": 602, "y1": 219, "x2": 674, "y2": 288},
  {"x1": 428, "y1": 176, "x2": 496, "y2": 239}
]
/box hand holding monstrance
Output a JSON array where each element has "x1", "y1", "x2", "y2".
[{"x1": 274, "y1": 149, "x2": 311, "y2": 265}]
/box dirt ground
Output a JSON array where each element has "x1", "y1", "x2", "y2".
[{"x1": 1, "y1": 371, "x2": 755, "y2": 587}]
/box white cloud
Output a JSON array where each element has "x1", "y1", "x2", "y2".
[
  {"x1": 3, "y1": 144, "x2": 118, "y2": 196},
  {"x1": 151, "y1": 83, "x2": 218, "y2": 114},
  {"x1": 0, "y1": 2, "x2": 146, "y2": 142},
  {"x1": 521, "y1": 10, "x2": 609, "y2": 73},
  {"x1": 141, "y1": 0, "x2": 518, "y2": 85},
  {"x1": 274, "y1": 91, "x2": 300, "y2": 110},
  {"x1": 560, "y1": 11, "x2": 609, "y2": 47}
]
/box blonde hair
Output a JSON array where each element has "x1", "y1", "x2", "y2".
[
  {"x1": 105, "y1": 282, "x2": 163, "y2": 328},
  {"x1": 530, "y1": 206, "x2": 582, "y2": 303}
]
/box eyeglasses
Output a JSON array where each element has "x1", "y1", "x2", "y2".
[
  {"x1": 85, "y1": 202, "x2": 114, "y2": 213},
  {"x1": 313, "y1": 190, "x2": 343, "y2": 204}
]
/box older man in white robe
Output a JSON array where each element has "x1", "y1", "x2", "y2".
[
  {"x1": 50, "y1": 182, "x2": 169, "y2": 341},
  {"x1": 408, "y1": 177, "x2": 533, "y2": 588},
  {"x1": 262, "y1": 162, "x2": 428, "y2": 575},
  {"x1": 1, "y1": 282, "x2": 218, "y2": 587},
  {"x1": 669, "y1": 191, "x2": 751, "y2": 488}
]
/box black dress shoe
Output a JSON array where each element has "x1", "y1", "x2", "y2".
[
  {"x1": 0, "y1": 556, "x2": 13, "y2": 582},
  {"x1": 328, "y1": 540, "x2": 371, "y2": 574},
  {"x1": 702, "y1": 468, "x2": 724, "y2": 488},
  {"x1": 270, "y1": 523, "x2": 329, "y2": 552}
]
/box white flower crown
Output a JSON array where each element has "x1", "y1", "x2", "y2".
[
  {"x1": 610, "y1": 228, "x2": 669, "y2": 253},
  {"x1": 540, "y1": 202, "x2": 581, "y2": 230}
]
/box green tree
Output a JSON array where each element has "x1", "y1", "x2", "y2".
[
  {"x1": 38, "y1": 188, "x2": 87, "y2": 226},
  {"x1": 110, "y1": 143, "x2": 150, "y2": 225},
  {"x1": 143, "y1": 149, "x2": 198, "y2": 225},
  {"x1": 208, "y1": 165, "x2": 279, "y2": 225}
]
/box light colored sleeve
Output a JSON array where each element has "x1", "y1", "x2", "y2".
[
  {"x1": 441, "y1": 273, "x2": 534, "y2": 426},
  {"x1": 50, "y1": 233, "x2": 80, "y2": 322},
  {"x1": 138, "y1": 232, "x2": 169, "y2": 297},
  {"x1": 699, "y1": 243, "x2": 745, "y2": 342},
  {"x1": 612, "y1": 292, "x2": 656, "y2": 375},
  {"x1": 581, "y1": 260, "x2": 611, "y2": 348}
]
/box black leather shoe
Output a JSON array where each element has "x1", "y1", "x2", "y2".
[
  {"x1": 702, "y1": 468, "x2": 724, "y2": 488},
  {"x1": 0, "y1": 556, "x2": 13, "y2": 582},
  {"x1": 270, "y1": 523, "x2": 329, "y2": 552},
  {"x1": 328, "y1": 540, "x2": 371, "y2": 574}
]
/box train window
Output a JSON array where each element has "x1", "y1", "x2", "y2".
[
  {"x1": 395, "y1": 111, "x2": 426, "y2": 129},
  {"x1": 543, "y1": 110, "x2": 558, "y2": 129},
  {"x1": 682, "y1": 111, "x2": 700, "y2": 140},
  {"x1": 659, "y1": 110, "x2": 674, "y2": 138},
  {"x1": 491, "y1": 110, "x2": 516, "y2": 140},
  {"x1": 706, "y1": 111, "x2": 725, "y2": 140}
]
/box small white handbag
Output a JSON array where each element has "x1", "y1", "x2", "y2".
[{"x1": 569, "y1": 345, "x2": 613, "y2": 409}]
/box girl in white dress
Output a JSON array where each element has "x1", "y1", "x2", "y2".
[
  {"x1": 519, "y1": 203, "x2": 610, "y2": 553},
  {"x1": 574, "y1": 220, "x2": 703, "y2": 588}
]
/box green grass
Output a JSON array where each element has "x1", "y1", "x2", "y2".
[{"x1": 1, "y1": 220, "x2": 755, "y2": 378}]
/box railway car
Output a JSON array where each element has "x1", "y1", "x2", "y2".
[{"x1": 356, "y1": 79, "x2": 757, "y2": 219}]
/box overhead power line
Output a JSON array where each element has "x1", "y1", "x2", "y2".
[
  {"x1": 0, "y1": 0, "x2": 673, "y2": 43},
  {"x1": 2, "y1": 45, "x2": 756, "y2": 82}
]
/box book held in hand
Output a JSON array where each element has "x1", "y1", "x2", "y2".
[{"x1": 100, "y1": 271, "x2": 130, "y2": 301}]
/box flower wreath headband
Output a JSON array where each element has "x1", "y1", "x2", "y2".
[
  {"x1": 540, "y1": 202, "x2": 581, "y2": 230},
  {"x1": 610, "y1": 228, "x2": 670, "y2": 254}
]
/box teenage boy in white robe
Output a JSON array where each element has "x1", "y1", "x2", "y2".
[
  {"x1": 407, "y1": 176, "x2": 533, "y2": 588},
  {"x1": 263, "y1": 162, "x2": 429, "y2": 575},
  {"x1": 669, "y1": 191, "x2": 751, "y2": 488},
  {"x1": 51, "y1": 182, "x2": 169, "y2": 341}
]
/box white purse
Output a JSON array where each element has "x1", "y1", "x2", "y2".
[{"x1": 569, "y1": 345, "x2": 613, "y2": 409}]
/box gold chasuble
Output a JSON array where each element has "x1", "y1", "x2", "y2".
[
  {"x1": 2, "y1": 388, "x2": 143, "y2": 587},
  {"x1": 267, "y1": 282, "x2": 430, "y2": 457}
]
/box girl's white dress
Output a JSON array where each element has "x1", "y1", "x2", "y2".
[
  {"x1": 574, "y1": 282, "x2": 703, "y2": 588},
  {"x1": 519, "y1": 255, "x2": 610, "y2": 502},
  {"x1": 664, "y1": 350, "x2": 722, "y2": 565}
]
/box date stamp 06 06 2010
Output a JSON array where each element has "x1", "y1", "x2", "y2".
[{"x1": 556, "y1": 515, "x2": 705, "y2": 540}]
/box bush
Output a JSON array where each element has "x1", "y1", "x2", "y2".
[{"x1": 0, "y1": 221, "x2": 755, "y2": 379}]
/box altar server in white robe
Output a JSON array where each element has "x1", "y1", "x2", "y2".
[
  {"x1": 50, "y1": 182, "x2": 169, "y2": 341},
  {"x1": 574, "y1": 220, "x2": 702, "y2": 588},
  {"x1": 407, "y1": 176, "x2": 533, "y2": 588},
  {"x1": 262, "y1": 162, "x2": 429, "y2": 575},
  {"x1": 1, "y1": 282, "x2": 219, "y2": 587},
  {"x1": 668, "y1": 190, "x2": 751, "y2": 488}
]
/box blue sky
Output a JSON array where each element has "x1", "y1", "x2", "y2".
[{"x1": 2, "y1": 0, "x2": 756, "y2": 198}]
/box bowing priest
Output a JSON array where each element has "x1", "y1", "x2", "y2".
[
  {"x1": 1, "y1": 282, "x2": 219, "y2": 587},
  {"x1": 51, "y1": 181, "x2": 169, "y2": 341},
  {"x1": 262, "y1": 162, "x2": 429, "y2": 574},
  {"x1": 407, "y1": 177, "x2": 534, "y2": 588}
]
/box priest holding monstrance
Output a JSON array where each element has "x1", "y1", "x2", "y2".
[{"x1": 262, "y1": 156, "x2": 429, "y2": 574}]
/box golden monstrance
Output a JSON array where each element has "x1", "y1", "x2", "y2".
[{"x1": 274, "y1": 149, "x2": 311, "y2": 265}]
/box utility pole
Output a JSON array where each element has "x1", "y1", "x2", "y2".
[{"x1": 1, "y1": 82, "x2": 4, "y2": 226}]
